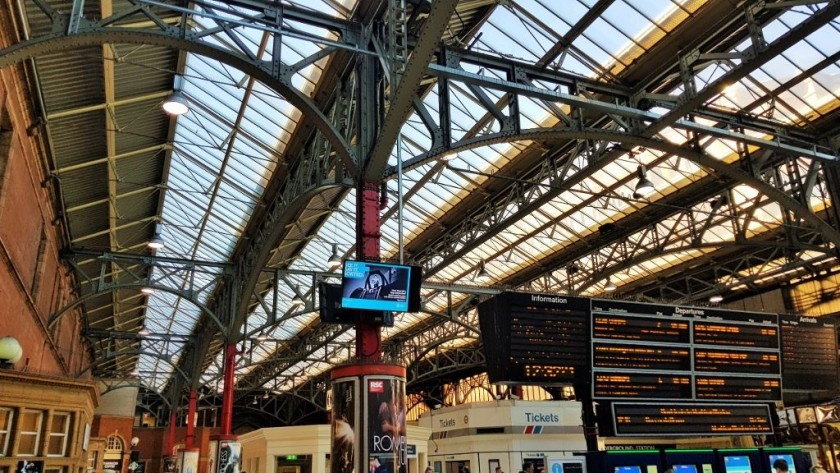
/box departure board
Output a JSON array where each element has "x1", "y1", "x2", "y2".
[
  {"x1": 594, "y1": 373, "x2": 692, "y2": 399},
  {"x1": 478, "y1": 292, "x2": 590, "y2": 384},
  {"x1": 695, "y1": 376, "x2": 781, "y2": 401},
  {"x1": 694, "y1": 322, "x2": 779, "y2": 349},
  {"x1": 593, "y1": 343, "x2": 691, "y2": 371},
  {"x1": 611, "y1": 403, "x2": 774, "y2": 436},
  {"x1": 694, "y1": 349, "x2": 780, "y2": 374},
  {"x1": 591, "y1": 299, "x2": 781, "y2": 402},
  {"x1": 593, "y1": 314, "x2": 690, "y2": 344},
  {"x1": 780, "y1": 315, "x2": 838, "y2": 390}
]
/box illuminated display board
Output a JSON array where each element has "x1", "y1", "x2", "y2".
[
  {"x1": 611, "y1": 403, "x2": 774, "y2": 436},
  {"x1": 693, "y1": 322, "x2": 778, "y2": 349},
  {"x1": 591, "y1": 299, "x2": 781, "y2": 402},
  {"x1": 477, "y1": 292, "x2": 590, "y2": 384},
  {"x1": 593, "y1": 343, "x2": 691, "y2": 371},
  {"x1": 593, "y1": 314, "x2": 690, "y2": 344},
  {"x1": 694, "y1": 376, "x2": 781, "y2": 401},
  {"x1": 694, "y1": 349, "x2": 780, "y2": 374},
  {"x1": 594, "y1": 373, "x2": 692, "y2": 399},
  {"x1": 780, "y1": 315, "x2": 838, "y2": 390}
]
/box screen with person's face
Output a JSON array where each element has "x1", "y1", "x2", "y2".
[
  {"x1": 769, "y1": 454, "x2": 796, "y2": 473},
  {"x1": 341, "y1": 261, "x2": 412, "y2": 312}
]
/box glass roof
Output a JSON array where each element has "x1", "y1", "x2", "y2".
[{"x1": 125, "y1": 0, "x2": 839, "y2": 392}]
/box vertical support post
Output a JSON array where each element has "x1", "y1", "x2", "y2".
[
  {"x1": 166, "y1": 412, "x2": 176, "y2": 456},
  {"x1": 355, "y1": 181, "x2": 382, "y2": 362},
  {"x1": 220, "y1": 343, "x2": 236, "y2": 436},
  {"x1": 186, "y1": 390, "x2": 197, "y2": 450},
  {"x1": 578, "y1": 382, "x2": 599, "y2": 452}
]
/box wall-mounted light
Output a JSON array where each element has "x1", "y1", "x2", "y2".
[{"x1": 0, "y1": 336, "x2": 23, "y2": 369}]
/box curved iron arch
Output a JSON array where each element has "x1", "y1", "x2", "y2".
[
  {"x1": 575, "y1": 239, "x2": 831, "y2": 296},
  {"x1": 409, "y1": 128, "x2": 840, "y2": 249},
  {"x1": 77, "y1": 349, "x2": 191, "y2": 383},
  {"x1": 49, "y1": 282, "x2": 226, "y2": 333},
  {"x1": 0, "y1": 28, "x2": 355, "y2": 174},
  {"x1": 98, "y1": 382, "x2": 173, "y2": 409}
]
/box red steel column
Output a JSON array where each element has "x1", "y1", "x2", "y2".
[
  {"x1": 220, "y1": 343, "x2": 237, "y2": 435},
  {"x1": 186, "y1": 390, "x2": 197, "y2": 450},
  {"x1": 355, "y1": 181, "x2": 382, "y2": 361},
  {"x1": 165, "y1": 412, "x2": 176, "y2": 456}
]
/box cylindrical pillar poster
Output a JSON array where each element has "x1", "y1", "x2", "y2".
[
  {"x1": 331, "y1": 364, "x2": 406, "y2": 473},
  {"x1": 330, "y1": 376, "x2": 359, "y2": 473}
]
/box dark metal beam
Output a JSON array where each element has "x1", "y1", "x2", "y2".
[{"x1": 364, "y1": 0, "x2": 459, "y2": 180}]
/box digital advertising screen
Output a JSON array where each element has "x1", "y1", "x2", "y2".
[
  {"x1": 341, "y1": 261, "x2": 419, "y2": 312},
  {"x1": 768, "y1": 454, "x2": 796, "y2": 473},
  {"x1": 614, "y1": 467, "x2": 642, "y2": 473},
  {"x1": 723, "y1": 456, "x2": 751, "y2": 473},
  {"x1": 674, "y1": 466, "x2": 698, "y2": 473}
]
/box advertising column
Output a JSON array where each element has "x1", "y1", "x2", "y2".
[{"x1": 331, "y1": 365, "x2": 406, "y2": 473}]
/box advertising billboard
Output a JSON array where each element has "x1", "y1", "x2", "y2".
[
  {"x1": 366, "y1": 376, "x2": 407, "y2": 473},
  {"x1": 331, "y1": 378, "x2": 359, "y2": 473}
]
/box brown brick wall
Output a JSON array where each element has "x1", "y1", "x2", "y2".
[
  {"x1": 92, "y1": 415, "x2": 136, "y2": 443},
  {"x1": 0, "y1": 5, "x2": 91, "y2": 377}
]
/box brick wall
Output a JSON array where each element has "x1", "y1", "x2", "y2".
[
  {"x1": 0, "y1": 6, "x2": 91, "y2": 377},
  {"x1": 92, "y1": 415, "x2": 136, "y2": 443}
]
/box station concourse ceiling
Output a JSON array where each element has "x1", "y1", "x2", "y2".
[{"x1": 2, "y1": 0, "x2": 840, "y2": 425}]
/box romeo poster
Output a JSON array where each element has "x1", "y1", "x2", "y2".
[{"x1": 366, "y1": 376, "x2": 406, "y2": 473}]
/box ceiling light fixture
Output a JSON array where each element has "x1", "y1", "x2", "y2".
[
  {"x1": 162, "y1": 75, "x2": 189, "y2": 115},
  {"x1": 475, "y1": 260, "x2": 491, "y2": 283},
  {"x1": 256, "y1": 332, "x2": 268, "y2": 343},
  {"x1": 634, "y1": 165, "x2": 655, "y2": 197},
  {"x1": 291, "y1": 286, "x2": 304, "y2": 307},
  {"x1": 328, "y1": 243, "x2": 342, "y2": 270},
  {"x1": 162, "y1": 90, "x2": 189, "y2": 115},
  {"x1": 604, "y1": 278, "x2": 617, "y2": 292},
  {"x1": 138, "y1": 328, "x2": 151, "y2": 337},
  {"x1": 709, "y1": 294, "x2": 724, "y2": 303},
  {"x1": 141, "y1": 286, "x2": 155, "y2": 295},
  {"x1": 438, "y1": 153, "x2": 456, "y2": 161},
  {"x1": 147, "y1": 231, "x2": 165, "y2": 250}
]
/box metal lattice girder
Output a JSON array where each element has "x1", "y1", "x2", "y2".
[
  {"x1": 395, "y1": 45, "x2": 835, "y2": 173},
  {"x1": 406, "y1": 129, "x2": 840, "y2": 281},
  {"x1": 617, "y1": 232, "x2": 838, "y2": 304},
  {"x1": 54, "y1": 250, "x2": 232, "y2": 331},
  {"x1": 0, "y1": 0, "x2": 358, "y2": 173},
  {"x1": 487, "y1": 151, "x2": 838, "y2": 290},
  {"x1": 230, "y1": 282, "x2": 494, "y2": 395},
  {"x1": 379, "y1": 2, "x2": 840, "y2": 280},
  {"x1": 364, "y1": 0, "x2": 459, "y2": 179}
]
